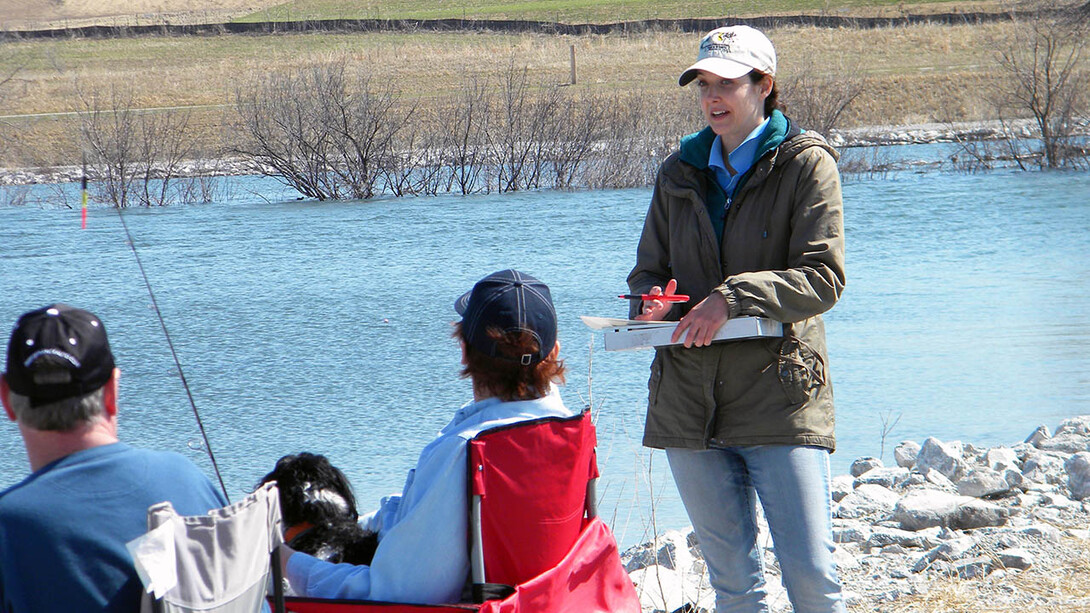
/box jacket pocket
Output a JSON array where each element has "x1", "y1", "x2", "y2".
[{"x1": 774, "y1": 337, "x2": 825, "y2": 405}]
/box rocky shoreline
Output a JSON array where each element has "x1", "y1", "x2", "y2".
[
  {"x1": 621, "y1": 415, "x2": 1090, "y2": 612},
  {"x1": 0, "y1": 119, "x2": 1056, "y2": 189}
]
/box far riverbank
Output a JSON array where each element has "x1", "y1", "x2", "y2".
[{"x1": 0, "y1": 119, "x2": 1054, "y2": 190}]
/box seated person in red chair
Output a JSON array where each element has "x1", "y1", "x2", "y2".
[{"x1": 280, "y1": 270, "x2": 573, "y2": 604}]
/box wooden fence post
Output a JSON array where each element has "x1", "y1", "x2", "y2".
[{"x1": 570, "y1": 44, "x2": 577, "y2": 85}]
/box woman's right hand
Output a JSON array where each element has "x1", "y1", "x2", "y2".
[{"x1": 634, "y1": 279, "x2": 679, "y2": 321}]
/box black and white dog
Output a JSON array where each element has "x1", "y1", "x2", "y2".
[{"x1": 260, "y1": 452, "x2": 378, "y2": 565}]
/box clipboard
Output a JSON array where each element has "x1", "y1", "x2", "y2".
[{"x1": 581, "y1": 315, "x2": 783, "y2": 351}]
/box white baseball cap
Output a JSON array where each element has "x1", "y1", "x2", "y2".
[{"x1": 678, "y1": 25, "x2": 777, "y2": 86}]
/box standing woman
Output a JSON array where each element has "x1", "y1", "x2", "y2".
[{"x1": 628, "y1": 26, "x2": 846, "y2": 613}]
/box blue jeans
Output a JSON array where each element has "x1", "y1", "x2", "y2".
[{"x1": 665, "y1": 445, "x2": 845, "y2": 613}]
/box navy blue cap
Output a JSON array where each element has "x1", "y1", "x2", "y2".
[
  {"x1": 455, "y1": 270, "x2": 557, "y2": 366},
  {"x1": 5, "y1": 304, "x2": 115, "y2": 407}
]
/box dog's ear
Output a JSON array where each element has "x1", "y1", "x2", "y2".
[{"x1": 327, "y1": 465, "x2": 359, "y2": 522}]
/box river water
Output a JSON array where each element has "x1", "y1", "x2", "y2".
[{"x1": 2, "y1": 162, "x2": 1089, "y2": 549}]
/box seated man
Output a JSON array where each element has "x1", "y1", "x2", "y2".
[
  {"x1": 0, "y1": 304, "x2": 228, "y2": 613},
  {"x1": 282, "y1": 269, "x2": 572, "y2": 603}
]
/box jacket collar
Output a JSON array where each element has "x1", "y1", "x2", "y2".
[{"x1": 678, "y1": 110, "x2": 793, "y2": 170}]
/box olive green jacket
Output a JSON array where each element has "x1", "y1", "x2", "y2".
[{"x1": 627, "y1": 112, "x2": 845, "y2": 451}]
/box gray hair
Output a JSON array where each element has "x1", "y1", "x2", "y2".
[{"x1": 7, "y1": 387, "x2": 107, "y2": 432}]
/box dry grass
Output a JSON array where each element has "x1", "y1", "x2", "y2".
[
  {"x1": 0, "y1": 0, "x2": 1007, "y2": 29},
  {"x1": 867, "y1": 536, "x2": 1090, "y2": 613},
  {"x1": 0, "y1": 20, "x2": 1084, "y2": 167},
  {"x1": 229, "y1": 0, "x2": 1004, "y2": 23}
]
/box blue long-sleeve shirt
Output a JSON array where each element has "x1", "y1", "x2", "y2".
[{"x1": 285, "y1": 388, "x2": 573, "y2": 604}]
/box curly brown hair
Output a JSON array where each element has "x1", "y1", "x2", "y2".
[{"x1": 453, "y1": 322, "x2": 566, "y2": 402}]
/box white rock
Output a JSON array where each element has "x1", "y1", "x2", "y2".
[
  {"x1": 892, "y1": 491, "x2": 1008, "y2": 531},
  {"x1": 1055, "y1": 415, "x2": 1090, "y2": 436},
  {"x1": 956, "y1": 467, "x2": 1012, "y2": 498},
  {"x1": 894, "y1": 441, "x2": 921, "y2": 469},
  {"x1": 1037, "y1": 433, "x2": 1090, "y2": 454},
  {"x1": 1025, "y1": 425, "x2": 1051, "y2": 447},
  {"x1": 1019, "y1": 524, "x2": 1062, "y2": 542},
  {"x1": 1023, "y1": 451, "x2": 1068, "y2": 485},
  {"x1": 851, "y1": 457, "x2": 883, "y2": 477},
  {"x1": 832, "y1": 521, "x2": 870, "y2": 544},
  {"x1": 1065, "y1": 452, "x2": 1090, "y2": 500},
  {"x1": 836, "y1": 484, "x2": 901, "y2": 519},
  {"x1": 621, "y1": 528, "x2": 697, "y2": 573},
  {"x1": 865, "y1": 526, "x2": 938, "y2": 550},
  {"x1": 831, "y1": 474, "x2": 855, "y2": 503},
  {"x1": 957, "y1": 557, "x2": 996, "y2": 579},
  {"x1": 1065, "y1": 528, "x2": 1090, "y2": 540},
  {"x1": 916, "y1": 438, "x2": 968, "y2": 482},
  {"x1": 986, "y1": 447, "x2": 1021, "y2": 472},
  {"x1": 855, "y1": 467, "x2": 910, "y2": 489},
  {"x1": 998, "y1": 548, "x2": 1035, "y2": 570},
  {"x1": 922, "y1": 468, "x2": 957, "y2": 491},
  {"x1": 832, "y1": 546, "x2": 862, "y2": 571},
  {"x1": 931, "y1": 536, "x2": 977, "y2": 561},
  {"x1": 628, "y1": 564, "x2": 715, "y2": 613},
  {"x1": 893, "y1": 490, "x2": 964, "y2": 531},
  {"x1": 1040, "y1": 491, "x2": 1080, "y2": 509},
  {"x1": 841, "y1": 590, "x2": 864, "y2": 606},
  {"x1": 956, "y1": 498, "x2": 1010, "y2": 529}
]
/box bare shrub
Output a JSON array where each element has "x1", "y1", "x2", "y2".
[
  {"x1": 990, "y1": 0, "x2": 1089, "y2": 169},
  {"x1": 0, "y1": 45, "x2": 27, "y2": 162},
  {"x1": 439, "y1": 74, "x2": 493, "y2": 195},
  {"x1": 233, "y1": 57, "x2": 412, "y2": 200},
  {"x1": 580, "y1": 89, "x2": 697, "y2": 189},
  {"x1": 486, "y1": 62, "x2": 538, "y2": 193},
  {"x1": 779, "y1": 56, "x2": 865, "y2": 136},
  {"x1": 77, "y1": 86, "x2": 138, "y2": 207},
  {"x1": 134, "y1": 108, "x2": 194, "y2": 206},
  {"x1": 0, "y1": 185, "x2": 32, "y2": 207},
  {"x1": 75, "y1": 84, "x2": 197, "y2": 208},
  {"x1": 549, "y1": 92, "x2": 605, "y2": 190},
  {"x1": 381, "y1": 117, "x2": 446, "y2": 197}
]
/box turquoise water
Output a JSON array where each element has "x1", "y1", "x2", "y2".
[{"x1": 2, "y1": 165, "x2": 1089, "y2": 548}]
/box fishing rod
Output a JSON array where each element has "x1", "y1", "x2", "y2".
[{"x1": 83, "y1": 165, "x2": 232, "y2": 503}]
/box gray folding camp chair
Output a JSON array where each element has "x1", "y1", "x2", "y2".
[{"x1": 129, "y1": 482, "x2": 286, "y2": 613}]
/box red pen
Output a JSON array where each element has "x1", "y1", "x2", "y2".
[{"x1": 619, "y1": 294, "x2": 690, "y2": 303}]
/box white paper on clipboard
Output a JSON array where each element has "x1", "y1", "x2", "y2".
[{"x1": 580, "y1": 315, "x2": 783, "y2": 351}]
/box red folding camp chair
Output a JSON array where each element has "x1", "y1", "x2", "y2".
[{"x1": 282, "y1": 410, "x2": 639, "y2": 613}]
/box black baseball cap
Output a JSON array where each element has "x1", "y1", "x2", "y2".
[
  {"x1": 4, "y1": 304, "x2": 116, "y2": 407},
  {"x1": 455, "y1": 270, "x2": 558, "y2": 366}
]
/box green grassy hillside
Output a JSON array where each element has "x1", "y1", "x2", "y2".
[{"x1": 233, "y1": 0, "x2": 1001, "y2": 23}]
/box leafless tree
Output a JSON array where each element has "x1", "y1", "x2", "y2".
[
  {"x1": 0, "y1": 45, "x2": 28, "y2": 164},
  {"x1": 779, "y1": 57, "x2": 866, "y2": 136},
  {"x1": 581, "y1": 90, "x2": 694, "y2": 189},
  {"x1": 233, "y1": 57, "x2": 412, "y2": 200},
  {"x1": 991, "y1": 0, "x2": 1088, "y2": 169},
  {"x1": 134, "y1": 108, "x2": 194, "y2": 206},
  {"x1": 550, "y1": 92, "x2": 606, "y2": 190},
  {"x1": 76, "y1": 85, "x2": 196, "y2": 207},
  {"x1": 487, "y1": 62, "x2": 536, "y2": 193},
  {"x1": 77, "y1": 86, "x2": 138, "y2": 207},
  {"x1": 440, "y1": 75, "x2": 493, "y2": 195}
]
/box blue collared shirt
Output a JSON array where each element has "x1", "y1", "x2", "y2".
[
  {"x1": 708, "y1": 117, "x2": 771, "y2": 204},
  {"x1": 285, "y1": 388, "x2": 573, "y2": 604}
]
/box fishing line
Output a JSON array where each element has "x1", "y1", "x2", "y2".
[{"x1": 109, "y1": 199, "x2": 232, "y2": 503}]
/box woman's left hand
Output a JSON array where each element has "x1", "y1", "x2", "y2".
[{"x1": 671, "y1": 292, "x2": 729, "y2": 348}]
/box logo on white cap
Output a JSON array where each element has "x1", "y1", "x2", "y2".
[{"x1": 679, "y1": 25, "x2": 777, "y2": 86}]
